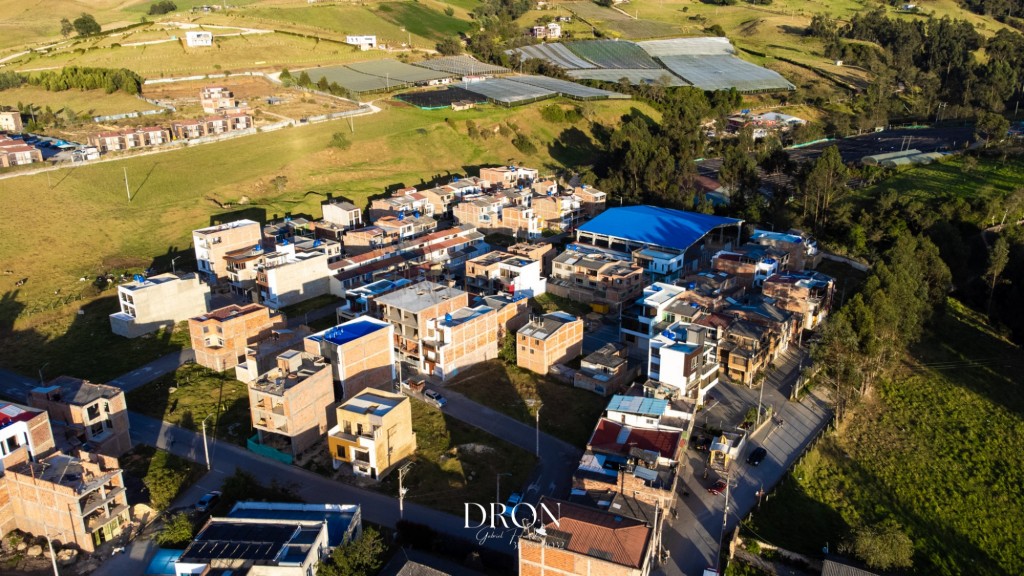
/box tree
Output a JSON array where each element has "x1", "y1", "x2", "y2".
[
  {"x1": 60, "y1": 18, "x2": 73, "y2": 39},
  {"x1": 436, "y1": 36, "x2": 462, "y2": 56},
  {"x1": 799, "y1": 145, "x2": 848, "y2": 231},
  {"x1": 853, "y1": 520, "x2": 914, "y2": 570},
  {"x1": 143, "y1": 450, "x2": 191, "y2": 510},
  {"x1": 156, "y1": 512, "x2": 194, "y2": 547},
  {"x1": 317, "y1": 527, "x2": 388, "y2": 576},
  {"x1": 148, "y1": 1, "x2": 178, "y2": 16},
  {"x1": 297, "y1": 71, "x2": 312, "y2": 88},
  {"x1": 73, "y1": 13, "x2": 101, "y2": 36},
  {"x1": 329, "y1": 131, "x2": 352, "y2": 150},
  {"x1": 705, "y1": 24, "x2": 726, "y2": 37},
  {"x1": 279, "y1": 68, "x2": 292, "y2": 85},
  {"x1": 976, "y1": 111, "x2": 1010, "y2": 147},
  {"x1": 985, "y1": 236, "x2": 1009, "y2": 316},
  {"x1": 498, "y1": 331, "x2": 517, "y2": 364}
]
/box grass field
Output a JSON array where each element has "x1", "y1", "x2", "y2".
[
  {"x1": 0, "y1": 98, "x2": 650, "y2": 382},
  {"x1": 127, "y1": 363, "x2": 253, "y2": 445},
  {"x1": 375, "y1": 399, "x2": 536, "y2": 515},
  {"x1": 0, "y1": 85, "x2": 158, "y2": 117},
  {"x1": 746, "y1": 299, "x2": 1024, "y2": 575},
  {"x1": 447, "y1": 359, "x2": 608, "y2": 447}
]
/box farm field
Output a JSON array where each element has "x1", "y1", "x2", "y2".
[
  {"x1": 746, "y1": 300, "x2": 1024, "y2": 575},
  {"x1": 0, "y1": 97, "x2": 652, "y2": 381},
  {"x1": 9, "y1": 29, "x2": 370, "y2": 78},
  {"x1": 0, "y1": 85, "x2": 156, "y2": 118}
]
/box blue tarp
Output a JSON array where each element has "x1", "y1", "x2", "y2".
[{"x1": 577, "y1": 205, "x2": 741, "y2": 253}]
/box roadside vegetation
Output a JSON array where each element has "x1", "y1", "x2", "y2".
[
  {"x1": 375, "y1": 399, "x2": 536, "y2": 515},
  {"x1": 120, "y1": 445, "x2": 204, "y2": 511},
  {"x1": 447, "y1": 359, "x2": 607, "y2": 447},
  {"x1": 126, "y1": 363, "x2": 252, "y2": 446}
]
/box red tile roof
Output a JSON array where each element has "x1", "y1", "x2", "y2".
[
  {"x1": 587, "y1": 418, "x2": 681, "y2": 459},
  {"x1": 534, "y1": 498, "x2": 651, "y2": 568}
]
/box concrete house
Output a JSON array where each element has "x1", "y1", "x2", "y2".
[
  {"x1": 574, "y1": 343, "x2": 634, "y2": 397},
  {"x1": 176, "y1": 517, "x2": 331, "y2": 576},
  {"x1": 422, "y1": 304, "x2": 498, "y2": 380},
  {"x1": 479, "y1": 165, "x2": 539, "y2": 189},
  {"x1": 327, "y1": 389, "x2": 415, "y2": 480},
  {"x1": 189, "y1": 303, "x2": 283, "y2": 372},
  {"x1": 29, "y1": 377, "x2": 131, "y2": 457},
  {"x1": 200, "y1": 86, "x2": 237, "y2": 113},
  {"x1": 110, "y1": 273, "x2": 211, "y2": 338},
  {"x1": 549, "y1": 250, "x2": 644, "y2": 312},
  {"x1": 256, "y1": 245, "x2": 332, "y2": 310},
  {"x1": 750, "y1": 229, "x2": 820, "y2": 271},
  {"x1": 185, "y1": 30, "x2": 213, "y2": 47},
  {"x1": 464, "y1": 250, "x2": 547, "y2": 298},
  {"x1": 0, "y1": 110, "x2": 23, "y2": 133},
  {"x1": 517, "y1": 312, "x2": 583, "y2": 375},
  {"x1": 193, "y1": 219, "x2": 264, "y2": 284},
  {"x1": 648, "y1": 321, "x2": 719, "y2": 404},
  {"x1": 762, "y1": 270, "x2": 835, "y2": 331},
  {"x1": 304, "y1": 317, "x2": 396, "y2": 400},
  {"x1": 0, "y1": 136, "x2": 43, "y2": 167},
  {"x1": 248, "y1": 351, "x2": 333, "y2": 458},
  {"x1": 322, "y1": 199, "x2": 364, "y2": 230},
  {"x1": 375, "y1": 281, "x2": 469, "y2": 368}
]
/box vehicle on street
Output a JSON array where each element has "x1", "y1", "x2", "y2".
[
  {"x1": 747, "y1": 446, "x2": 768, "y2": 466},
  {"x1": 195, "y1": 491, "x2": 221, "y2": 512},
  {"x1": 424, "y1": 389, "x2": 447, "y2": 408},
  {"x1": 708, "y1": 480, "x2": 727, "y2": 496}
]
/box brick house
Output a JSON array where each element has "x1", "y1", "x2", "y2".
[
  {"x1": 193, "y1": 219, "x2": 264, "y2": 283},
  {"x1": 574, "y1": 343, "x2": 635, "y2": 397},
  {"x1": 248, "y1": 351, "x2": 333, "y2": 457},
  {"x1": 376, "y1": 281, "x2": 469, "y2": 368},
  {"x1": 549, "y1": 251, "x2": 644, "y2": 311},
  {"x1": 0, "y1": 136, "x2": 43, "y2": 167},
  {"x1": 304, "y1": 317, "x2": 395, "y2": 400},
  {"x1": 761, "y1": 270, "x2": 835, "y2": 330},
  {"x1": 29, "y1": 376, "x2": 131, "y2": 457},
  {"x1": 517, "y1": 312, "x2": 583, "y2": 375},
  {"x1": 189, "y1": 304, "x2": 283, "y2": 372},
  {"x1": 422, "y1": 304, "x2": 498, "y2": 380},
  {"x1": 518, "y1": 497, "x2": 654, "y2": 576}
]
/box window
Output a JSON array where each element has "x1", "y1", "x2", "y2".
[
  {"x1": 335, "y1": 445, "x2": 347, "y2": 460},
  {"x1": 202, "y1": 326, "x2": 209, "y2": 334}
]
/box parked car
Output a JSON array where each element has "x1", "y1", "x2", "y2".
[
  {"x1": 747, "y1": 446, "x2": 768, "y2": 466},
  {"x1": 195, "y1": 491, "x2": 221, "y2": 512},
  {"x1": 424, "y1": 389, "x2": 447, "y2": 408},
  {"x1": 708, "y1": 480, "x2": 727, "y2": 496}
]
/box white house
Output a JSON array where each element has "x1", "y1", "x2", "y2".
[
  {"x1": 345, "y1": 35, "x2": 377, "y2": 50},
  {"x1": 185, "y1": 31, "x2": 213, "y2": 47}
]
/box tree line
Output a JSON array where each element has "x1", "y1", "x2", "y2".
[{"x1": 0, "y1": 66, "x2": 143, "y2": 96}]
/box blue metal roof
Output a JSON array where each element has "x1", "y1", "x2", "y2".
[
  {"x1": 606, "y1": 395, "x2": 668, "y2": 416},
  {"x1": 578, "y1": 205, "x2": 741, "y2": 253}
]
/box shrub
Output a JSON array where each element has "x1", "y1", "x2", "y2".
[
  {"x1": 512, "y1": 133, "x2": 537, "y2": 154},
  {"x1": 142, "y1": 450, "x2": 191, "y2": 510},
  {"x1": 148, "y1": 1, "x2": 178, "y2": 15},
  {"x1": 329, "y1": 131, "x2": 352, "y2": 150},
  {"x1": 156, "y1": 512, "x2": 193, "y2": 546},
  {"x1": 540, "y1": 104, "x2": 565, "y2": 123}
]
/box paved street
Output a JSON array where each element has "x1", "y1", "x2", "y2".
[{"x1": 658, "y1": 347, "x2": 833, "y2": 576}]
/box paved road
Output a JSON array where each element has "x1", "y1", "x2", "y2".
[
  {"x1": 108, "y1": 349, "x2": 196, "y2": 393},
  {"x1": 658, "y1": 348, "x2": 833, "y2": 576},
  {"x1": 442, "y1": 389, "x2": 582, "y2": 504}
]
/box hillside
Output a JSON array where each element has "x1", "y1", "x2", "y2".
[
  {"x1": 0, "y1": 98, "x2": 653, "y2": 379},
  {"x1": 747, "y1": 298, "x2": 1024, "y2": 575}
]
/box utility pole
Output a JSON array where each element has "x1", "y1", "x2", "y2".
[
  {"x1": 45, "y1": 534, "x2": 59, "y2": 576},
  {"x1": 124, "y1": 167, "x2": 131, "y2": 202},
  {"x1": 201, "y1": 414, "x2": 214, "y2": 470},
  {"x1": 398, "y1": 463, "x2": 413, "y2": 519},
  {"x1": 535, "y1": 404, "x2": 542, "y2": 457},
  {"x1": 756, "y1": 373, "x2": 766, "y2": 426},
  {"x1": 715, "y1": 473, "x2": 731, "y2": 574}
]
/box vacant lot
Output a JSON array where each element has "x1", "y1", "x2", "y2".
[
  {"x1": 127, "y1": 363, "x2": 253, "y2": 446},
  {"x1": 0, "y1": 85, "x2": 157, "y2": 118},
  {"x1": 374, "y1": 399, "x2": 536, "y2": 515},
  {"x1": 447, "y1": 360, "x2": 608, "y2": 447},
  {"x1": 747, "y1": 299, "x2": 1024, "y2": 575},
  {"x1": 0, "y1": 98, "x2": 650, "y2": 381}
]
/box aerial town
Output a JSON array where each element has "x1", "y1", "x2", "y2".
[{"x1": 1, "y1": 2, "x2": 1023, "y2": 576}]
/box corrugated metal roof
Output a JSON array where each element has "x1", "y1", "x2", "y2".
[{"x1": 578, "y1": 206, "x2": 741, "y2": 253}]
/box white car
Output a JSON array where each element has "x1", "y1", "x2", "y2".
[{"x1": 424, "y1": 389, "x2": 447, "y2": 408}]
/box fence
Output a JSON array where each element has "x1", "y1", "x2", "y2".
[
  {"x1": 92, "y1": 109, "x2": 168, "y2": 123},
  {"x1": 248, "y1": 434, "x2": 293, "y2": 465}
]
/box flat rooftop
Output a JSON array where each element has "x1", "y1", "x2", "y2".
[
  {"x1": 119, "y1": 272, "x2": 193, "y2": 291},
  {"x1": 180, "y1": 519, "x2": 321, "y2": 563},
  {"x1": 193, "y1": 303, "x2": 265, "y2": 323},
  {"x1": 376, "y1": 281, "x2": 465, "y2": 313},
  {"x1": 606, "y1": 395, "x2": 667, "y2": 417},
  {"x1": 341, "y1": 392, "x2": 402, "y2": 417},
  {"x1": 441, "y1": 305, "x2": 493, "y2": 328},
  {"x1": 228, "y1": 502, "x2": 359, "y2": 547},
  {"x1": 194, "y1": 219, "x2": 260, "y2": 235},
  {"x1": 519, "y1": 312, "x2": 578, "y2": 340}
]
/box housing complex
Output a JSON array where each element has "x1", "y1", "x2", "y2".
[{"x1": 0, "y1": 135, "x2": 43, "y2": 167}]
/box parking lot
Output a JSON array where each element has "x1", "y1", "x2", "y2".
[{"x1": 789, "y1": 125, "x2": 976, "y2": 163}]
